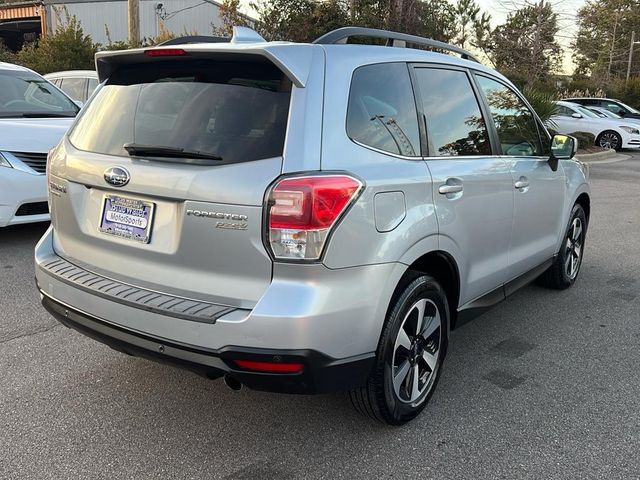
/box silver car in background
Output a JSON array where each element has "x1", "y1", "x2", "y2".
[
  {"x1": 44, "y1": 70, "x2": 99, "y2": 104},
  {"x1": 35, "y1": 27, "x2": 590, "y2": 425}
]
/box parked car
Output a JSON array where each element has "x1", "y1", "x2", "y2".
[
  {"x1": 44, "y1": 70, "x2": 99, "y2": 104},
  {"x1": 563, "y1": 97, "x2": 640, "y2": 119},
  {"x1": 35, "y1": 27, "x2": 590, "y2": 425},
  {"x1": 0, "y1": 62, "x2": 79, "y2": 227},
  {"x1": 586, "y1": 106, "x2": 640, "y2": 126},
  {"x1": 551, "y1": 100, "x2": 640, "y2": 150}
]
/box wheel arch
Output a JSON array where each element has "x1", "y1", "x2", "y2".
[
  {"x1": 390, "y1": 250, "x2": 461, "y2": 330},
  {"x1": 575, "y1": 192, "x2": 591, "y2": 225}
]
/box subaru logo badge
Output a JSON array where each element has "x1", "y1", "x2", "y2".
[{"x1": 104, "y1": 166, "x2": 130, "y2": 187}]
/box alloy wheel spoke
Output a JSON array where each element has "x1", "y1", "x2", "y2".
[
  {"x1": 421, "y1": 311, "x2": 440, "y2": 341},
  {"x1": 573, "y1": 243, "x2": 582, "y2": 259},
  {"x1": 422, "y1": 350, "x2": 438, "y2": 372},
  {"x1": 572, "y1": 221, "x2": 582, "y2": 241},
  {"x1": 410, "y1": 364, "x2": 421, "y2": 401},
  {"x1": 393, "y1": 360, "x2": 411, "y2": 394},
  {"x1": 396, "y1": 327, "x2": 412, "y2": 352},
  {"x1": 565, "y1": 237, "x2": 573, "y2": 254},
  {"x1": 413, "y1": 298, "x2": 428, "y2": 335}
]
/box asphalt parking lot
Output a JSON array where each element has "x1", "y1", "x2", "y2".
[{"x1": 1, "y1": 154, "x2": 639, "y2": 480}]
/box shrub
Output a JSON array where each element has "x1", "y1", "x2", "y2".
[
  {"x1": 569, "y1": 131, "x2": 596, "y2": 150},
  {"x1": 523, "y1": 86, "x2": 559, "y2": 131},
  {"x1": 16, "y1": 10, "x2": 98, "y2": 74},
  {"x1": 0, "y1": 39, "x2": 16, "y2": 64}
]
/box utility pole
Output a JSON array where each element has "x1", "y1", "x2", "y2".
[
  {"x1": 626, "y1": 31, "x2": 640, "y2": 85},
  {"x1": 608, "y1": 11, "x2": 619, "y2": 80},
  {"x1": 128, "y1": 0, "x2": 140, "y2": 46}
]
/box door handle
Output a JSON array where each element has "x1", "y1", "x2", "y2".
[
  {"x1": 438, "y1": 184, "x2": 464, "y2": 195},
  {"x1": 514, "y1": 179, "x2": 530, "y2": 190}
]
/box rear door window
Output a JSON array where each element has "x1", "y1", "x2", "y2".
[
  {"x1": 413, "y1": 67, "x2": 491, "y2": 157},
  {"x1": 60, "y1": 77, "x2": 87, "y2": 102},
  {"x1": 87, "y1": 77, "x2": 99, "y2": 98},
  {"x1": 346, "y1": 63, "x2": 421, "y2": 157},
  {"x1": 69, "y1": 59, "x2": 292, "y2": 165}
]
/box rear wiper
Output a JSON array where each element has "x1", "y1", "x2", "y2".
[{"x1": 123, "y1": 143, "x2": 223, "y2": 164}]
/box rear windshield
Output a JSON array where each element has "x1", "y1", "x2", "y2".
[{"x1": 69, "y1": 59, "x2": 292, "y2": 164}]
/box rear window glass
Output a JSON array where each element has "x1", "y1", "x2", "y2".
[
  {"x1": 346, "y1": 63, "x2": 421, "y2": 157},
  {"x1": 69, "y1": 59, "x2": 292, "y2": 164}
]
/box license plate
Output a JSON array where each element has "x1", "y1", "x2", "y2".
[{"x1": 99, "y1": 195, "x2": 155, "y2": 244}]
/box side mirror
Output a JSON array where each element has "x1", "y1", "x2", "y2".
[
  {"x1": 548, "y1": 134, "x2": 577, "y2": 171},
  {"x1": 571, "y1": 112, "x2": 582, "y2": 119},
  {"x1": 74, "y1": 100, "x2": 84, "y2": 108}
]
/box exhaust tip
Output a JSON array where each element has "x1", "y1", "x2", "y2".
[{"x1": 223, "y1": 374, "x2": 243, "y2": 391}]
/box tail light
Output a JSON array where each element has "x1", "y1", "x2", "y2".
[{"x1": 266, "y1": 175, "x2": 363, "y2": 261}]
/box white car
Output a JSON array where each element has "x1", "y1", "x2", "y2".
[
  {"x1": 44, "y1": 70, "x2": 99, "y2": 104},
  {"x1": 586, "y1": 106, "x2": 640, "y2": 127},
  {"x1": 551, "y1": 100, "x2": 640, "y2": 150},
  {"x1": 0, "y1": 62, "x2": 78, "y2": 227}
]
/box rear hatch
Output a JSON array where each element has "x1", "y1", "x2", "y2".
[{"x1": 48, "y1": 51, "x2": 299, "y2": 308}]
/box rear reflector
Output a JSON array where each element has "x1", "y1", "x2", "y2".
[
  {"x1": 267, "y1": 175, "x2": 363, "y2": 260},
  {"x1": 144, "y1": 48, "x2": 187, "y2": 57},
  {"x1": 234, "y1": 360, "x2": 304, "y2": 373}
]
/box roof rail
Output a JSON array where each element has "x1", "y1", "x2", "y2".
[
  {"x1": 159, "y1": 35, "x2": 229, "y2": 46},
  {"x1": 313, "y1": 27, "x2": 480, "y2": 63}
]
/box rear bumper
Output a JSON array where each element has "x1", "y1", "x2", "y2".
[
  {"x1": 36, "y1": 227, "x2": 406, "y2": 393},
  {"x1": 41, "y1": 293, "x2": 375, "y2": 394}
]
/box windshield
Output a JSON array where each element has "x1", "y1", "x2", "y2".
[
  {"x1": 577, "y1": 106, "x2": 600, "y2": 119},
  {"x1": 597, "y1": 108, "x2": 621, "y2": 119},
  {"x1": 0, "y1": 70, "x2": 79, "y2": 118},
  {"x1": 69, "y1": 58, "x2": 291, "y2": 165},
  {"x1": 618, "y1": 101, "x2": 640, "y2": 114}
]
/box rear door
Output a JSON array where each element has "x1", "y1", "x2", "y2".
[
  {"x1": 412, "y1": 65, "x2": 514, "y2": 305},
  {"x1": 49, "y1": 55, "x2": 299, "y2": 308},
  {"x1": 474, "y1": 74, "x2": 565, "y2": 283}
]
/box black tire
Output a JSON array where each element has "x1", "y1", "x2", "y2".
[
  {"x1": 349, "y1": 272, "x2": 449, "y2": 426},
  {"x1": 538, "y1": 203, "x2": 587, "y2": 290},
  {"x1": 596, "y1": 130, "x2": 622, "y2": 151}
]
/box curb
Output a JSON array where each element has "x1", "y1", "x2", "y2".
[{"x1": 576, "y1": 149, "x2": 629, "y2": 163}]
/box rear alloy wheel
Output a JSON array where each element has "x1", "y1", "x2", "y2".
[
  {"x1": 349, "y1": 273, "x2": 448, "y2": 425},
  {"x1": 538, "y1": 203, "x2": 587, "y2": 290},
  {"x1": 597, "y1": 130, "x2": 622, "y2": 151},
  {"x1": 391, "y1": 298, "x2": 441, "y2": 404}
]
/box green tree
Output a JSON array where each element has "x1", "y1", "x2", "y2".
[
  {"x1": 213, "y1": 0, "x2": 250, "y2": 37},
  {"x1": 251, "y1": 0, "x2": 349, "y2": 42},
  {"x1": 417, "y1": 0, "x2": 457, "y2": 42},
  {"x1": 487, "y1": 1, "x2": 561, "y2": 83},
  {"x1": 573, "y1": 0, "x2": 640, "y2": 82},
  {"x1": 16, "y1": 10, "x2": 97, "y2": 74},
  {"x1": 452, "y1": 0, "x2": 480, "y2": 49}
]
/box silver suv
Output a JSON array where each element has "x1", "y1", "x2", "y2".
[{"x1": 35, "y1": 27, "x2": 590, "y2": 425}]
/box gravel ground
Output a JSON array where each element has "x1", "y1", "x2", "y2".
[{"x1": 1, "y1": 154, "x2": 639, "y2": 480}]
